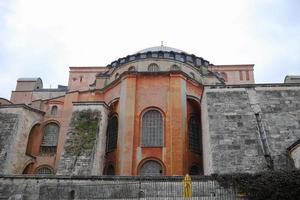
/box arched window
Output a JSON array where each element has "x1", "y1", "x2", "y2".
[
  {"x1": 189, "y1": 72, "x2": 195, "y2": 79},
  {"x1": 40, "y1": 123, "x2": 59, "y2": 155},
  {"x1": 170, "y1": 64, "x2": 180, "y2": 71},
  {"x1": 139, "y1": 160, "x2": 163, "y2": 176},
  {"x1": 36, "y1": 166, "x2": 53, "y2": 175},
  {"x1": 50, "y1": 105, "x2": 58, "y2": 115},
  {"x1": 128, "y1": 66, "x2": 136, "y2": 71},
  {"x1": 104, "y1": 165, "x2": 115, "y2": 175},
  {"x1": 148, "y1": 63, "x2": 159, "y2": 72},
  {"x1": 188, "y1": 116, "x2": 200, "y2": 152},
  {"x1": 189, "y1": 165, "x2": 200, "y2": 175},
  {"x1": 141, "y1": 110, "x2": 163, "y2": 147},
  {"x1": 106, "y1": 116, "x2": 118, "y2": 152},
  {"x1": 115, "y1": 73, "x2": 119, "y2": 79}
]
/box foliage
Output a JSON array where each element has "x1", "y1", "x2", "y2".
[
  {"x1": 213, "y1": 170, "x2": 300, "y2": 200},
  {"x1": 65, "y1": 109, "x2": 101, "y2": 156}
]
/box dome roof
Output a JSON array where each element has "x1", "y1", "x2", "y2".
[{"x1": 137, "y1": 46, "x2": 186, "y2": 54}]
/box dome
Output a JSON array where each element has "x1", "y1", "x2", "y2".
[{"x1": 137, "y1": 46, "x2": 186, "y2": 54}]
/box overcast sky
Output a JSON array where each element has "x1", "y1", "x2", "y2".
[{"x1": 0, "y1": 0, "x2": 299, "y2": 99}]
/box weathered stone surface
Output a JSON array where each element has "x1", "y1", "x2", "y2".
[
  {"x1": 0, "y1": 106, "x2": 44, "y2": 174},
  {"x1": 202, "y1": 86, "x2": 300, "y2": 174},
  {"x1": 57, "y1": 103, "x2": 108, "y2": 176},
  {"x1": 0, "y1": 113, "x2": 18, "y2": 173}
]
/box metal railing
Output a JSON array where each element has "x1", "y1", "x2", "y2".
[{"x1": 39, "y1": 176, "x2": 246, "y2": 199}]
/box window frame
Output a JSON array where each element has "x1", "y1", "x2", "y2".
[
  {"x1": 39, "y1": 122, "x2": 60, "y2": 156},
  {"x1": 188, "y1": 114, "x2": 201, "y2": 153},
  {"x1": 140, "y1": 108, "x2": 164, "y2": 147},
  {"x1": 106, "y1": 115, "x2": 119, "y2": 153}
]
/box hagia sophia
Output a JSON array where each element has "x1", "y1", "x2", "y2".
[{"x1": 0, "y1": 45, "x2": 299, "y2": 179}]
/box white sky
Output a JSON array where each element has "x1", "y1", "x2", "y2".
[{"x1": 0, "y1": 0, "x2": 299, "y2": 99}]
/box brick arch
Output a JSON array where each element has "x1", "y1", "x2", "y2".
[
  {"x1": 137, "y1": 157, "x2": 166, "y2": 176},
  {"x1": 26, "y1": 123, "x2": 42, "y2": 157}
]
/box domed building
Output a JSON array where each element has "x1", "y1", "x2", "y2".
[{"x1": 1, "y1": 46, "x2": 299, "y2": 179}]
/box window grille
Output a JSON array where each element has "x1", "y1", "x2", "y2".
[
  {"x1": 106, "y1": 116, "x2": 118, "y2": 152},
  {"x1": 50, "y1": 105, "x2": 58, "y2": 115},
  {"x1": 141, "y1": 110, "x2": 163, "y2": 147},
  {"x1": 188, "y1": 116, "x2": 200, "y2": 152},
  {"x1": 139, "y1": 160, "x2": 163, "y2": 176},
  {"x1": 36, "y1": 166, "x2": 53, "y2": 175},
  {"x1": 40, "y1": 123, "x2": 59, "y2": 155},
  {"x1": 148, "y1": 63, "x2": 159, "y2": 72}
]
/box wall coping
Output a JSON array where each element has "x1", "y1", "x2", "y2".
[{"x1": 0, "y1": 104, "x2": 45, "y2": 115}]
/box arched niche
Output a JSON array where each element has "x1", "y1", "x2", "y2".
[{"x1": 26, "y1": 124, "x2": 42, "y2": 156}]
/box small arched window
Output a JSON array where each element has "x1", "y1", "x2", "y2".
[
  {"x1": 170, "y1": 64, "x2": 180, "y2": 71},
  {"x1": 115, "y1": 73, "x2": 119, "y2": 79},
  {"x1": 104, "y1": 165, "x2": 115, "y2": 175},
  {"x1": 141, "y1": 110, "x2": 163, "y2": 147},
  {"x1": 148, "y1": 63, "x2": 159, "y2": 72},
  {"x1": 128, "y1": 66, "x2": 136, "y2": 71},
  {"x1": 36, "y1": 166, "x2": 53, "y2": 175},
  {"x1": 50, "y1": 105, "x2": 58, "y2": 115},
  {"x1": 40, "y1": 123, "x2": 59, "y2": 155},
  {"x1": 139, "y1": 160, "x2": 163, "y2": 176},
  {"x1": 189, "y1": 72, "x2": 195, "y2": 79},
  {"x1": 188, "y1": 116, "x2": 200, "y2": 152},
  {"x1": 106, "y1": 116, "x2": 118, "y2": 152}
]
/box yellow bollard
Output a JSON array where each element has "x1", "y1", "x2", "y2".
[{"x1": 183, "y1": 174, "x2": 192, "y2": 198}]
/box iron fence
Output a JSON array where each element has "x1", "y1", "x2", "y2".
[{"x1": 39, "y1": 176, "x2": 246, "y2": 200}]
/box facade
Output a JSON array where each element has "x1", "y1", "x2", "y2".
[{"x1": 0, "y1": 46, "x2": 299, "y2": 177}]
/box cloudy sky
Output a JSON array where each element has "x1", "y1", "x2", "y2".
[{"x1": 0, "y1": 0, "x2": 299, "y2": 99}]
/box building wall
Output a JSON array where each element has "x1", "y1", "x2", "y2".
[
  {"x1": 202, "y1": 85, "x2": 300, "y2": 174},
  {"x1": 209, "y1": 65, "x2": 254, "y2": 85},
  {"x1": 0, "y1": 106, "x2": 44, "y2": 174},
  {"x1": 57, "y1": 103, "x2": 108, "y2": 175}
]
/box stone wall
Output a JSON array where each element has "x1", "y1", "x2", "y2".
[
  {"x1": 57, "y1": 103, "x2": 108, "y2": 175},
  {"x1": 0, "y1": 105, "x2": 44, "y2": 174},
  {"x1": 0, "y1": 113, "x2": 18, "y2": 173},
  {"x1": 202, "y1": 85, "x2": 300, "y2": 174}
]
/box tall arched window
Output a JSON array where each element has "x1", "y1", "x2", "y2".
[
  {"x1": 50, "y1": 105, "x2": 58, "y2": 115},
  {"x1": 106, "y1": 116, "x2": 118, "y2": 152},
  {"x1": 141, "y1": 110, "x2": 163, "y2": 147},
  {"x1": 36, "y1": 166, "x2": 53, "y2": 175},
  {"x1": 188, "y1": 116, "x2": 200, "y2": 152},
  {"x1": 40, "y1": 123, "x2": 59, "y2": 155},
  {"x1": 139, "y1": 160, "x2": 163, "y2": 176},
  {"x1": 148, "y1": 63, "x2": 159, "y2": 72}
]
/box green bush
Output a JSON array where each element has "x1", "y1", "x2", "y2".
[{"x1": 214, "y1": 170, "x2": 300, "y2": 200}]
